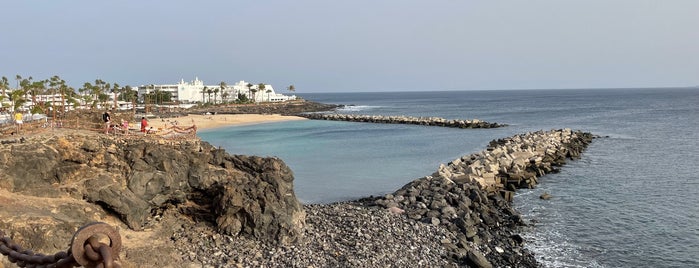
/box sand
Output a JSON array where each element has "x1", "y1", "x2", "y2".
[{"x1": 146, "y1": 114, "x2": 307, "y2": 131}]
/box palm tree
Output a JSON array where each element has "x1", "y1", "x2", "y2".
[
  {"x1": 0, "y1": 76, "x2": 9, "y2": 101},
  {"x1": 93, "y1": 79, "x2": 113, "y2": 108},
  {"x1": 11, "y1": 75, "x2": 23, "y2": 111},
  {"x1": 201, "y1": 86, "x2": 208, "y2": 104},
  {"x1": 15, "y1": 75, "x2": 21, "y2": 91},
  {"x1": 124, "y1": 85, "x2": 136, "y2": 113},
  {"x1": 23, "y1": 80, "x2": 45, "y2": 114},
  {"x1": 49, "y1": 75, "x2": 61, "y2": 118},
  {"x1": 146, "y1": 84, "x2": 155, "y2": 112},
  {"x1": 219, "y1": 81, "x2": 227, "y2": 103},
  {"x1": 287, "y1": 85, "x2": 295, "y2": 92},
  {"x1": 120, "y1": 85, "x2": 137, "y2": 103},
  {"x1": 20, "y1": 77, "x2": 32, "y2": 106},
  {"x1": 213, "y1": 88, "x2": 219, "y2": 104},
  {"x1": 90, "y1": 82, "x2": 102, "y2": 109},
  {"x1": 255, "y1": 83, "x2": 265, "y2": 103},
  {"x1": 246, "y1": 83, "x2": 253, "y2": 99},
  {"x1": 206, "y1": 88, "x2": 213, "y2": 104},
  {"x1": 265, "y1": 89, "x2": 272, "y2": 102},
  {"x1": 10, "y1": 90, "x2": 26, "y2": 111},
  {"x1": 78, "y1": 82, "x2": 94, "y2": 109},
  {"x1": 29, "y1": 80, "x2": 45, "y2": 112},
  {"x1": 112, "y1": 82, "x2": 120, "y2": 109},
  {"x1": 59, "y1": 82, "x2": 71, "y2": 114},
  {"x1": 103, "y1": 82, "x2": 112, "y2": 109}
]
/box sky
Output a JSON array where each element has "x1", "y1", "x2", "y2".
[{"x1": 1, "y1": 1, "x2": 697, "y2": 93}]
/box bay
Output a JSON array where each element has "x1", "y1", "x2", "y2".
[{"x1": 199, "y1": 88, "x2": 699, "y2": 267}]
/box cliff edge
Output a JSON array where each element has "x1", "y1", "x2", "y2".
[{"x1": 0, "y1": 130, "x2": 305, "y2": 267}]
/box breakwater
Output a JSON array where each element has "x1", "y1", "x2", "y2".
[
  {"x1": 300, "y1": 113, "x2": 506, "y2": 128},
  {"x1": 374, "y1": 128, "x2": 595, "y2": 267}
]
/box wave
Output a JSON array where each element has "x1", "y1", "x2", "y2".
[
  {"x1": 336, "y1": 105, "x2": 382, "y2": 112},
  {"x1": 522, "y1": 225, "x2": 606, "y2": 268}
]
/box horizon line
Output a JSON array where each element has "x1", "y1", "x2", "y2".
[{"x1": 297, "y1": 85, "x2": 699, "y2": 94}]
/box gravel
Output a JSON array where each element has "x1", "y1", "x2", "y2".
[{"x1": 173, "y1": 201, "x2": 459, "y2": 267}]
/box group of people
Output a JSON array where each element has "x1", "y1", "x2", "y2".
[{"x1": 102, "y1": 111, "x2": 150, "y2": 135}]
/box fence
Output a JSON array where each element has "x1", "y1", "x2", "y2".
[{"x1": 0, "y1": 113, "x2": 198, "y2": 141}]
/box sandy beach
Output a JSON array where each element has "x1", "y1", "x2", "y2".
[{"x1": 147, "y1": 114, "x2": 307, "y2": 131}]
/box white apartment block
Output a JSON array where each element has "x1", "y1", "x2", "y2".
[
  {"x1": 229, "y1": 80, "x2": 297, "y2": 103},
  {"x1": 138, "y1": 77, "x2": 296, "y2": 104}
]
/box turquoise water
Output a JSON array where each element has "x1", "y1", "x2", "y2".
[
  {"x1": 199, "y1": 88, "x2": 699, "y2": 267},
  {"x1": 200, "y1": 119, "x2": 496, "y2": 203}
]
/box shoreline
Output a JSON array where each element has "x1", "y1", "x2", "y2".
[
  {"x1": 0, "y1": 126, "x2": 593, "y2": 267},
  {"x1": 146, "y1": 113, "x2": 308, "y2": 131}
]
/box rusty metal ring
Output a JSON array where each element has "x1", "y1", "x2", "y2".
[{"x1": 70, "y1": 222, "x2": 122, "y2": 266}]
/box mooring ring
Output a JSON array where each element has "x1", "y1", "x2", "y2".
[{"x1": 70, "y1": 222, "x2": 122, "y2": 266}]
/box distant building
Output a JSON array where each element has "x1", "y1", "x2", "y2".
[
  {"x1": 138, "y1": 77, "x2": 206, "y2": 104},
  {"x1": 138, "y1": 78, "x2": 296, "y2": 104},
  {"x1": 230, "y1": 81, "x2": 297, "y2": 102}
]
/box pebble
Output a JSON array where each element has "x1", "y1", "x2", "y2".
[{"x1": 172, "y1": 201, "x2": 457, "y2": 267}]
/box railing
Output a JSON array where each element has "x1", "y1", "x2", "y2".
[{"x1": 0, "y1": 117, "x2": 198, "y2": 141}]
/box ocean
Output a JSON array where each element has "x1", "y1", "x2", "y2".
[{"x1": 199, "y1": 88, "x2": 699, "y2": 267}]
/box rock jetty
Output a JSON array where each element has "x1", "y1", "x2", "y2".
[
  {"x1": 300, "y1": 113, "x2": 506, "y2": 128},
  {"x1": 374, "y1": 128, "x2": 595, "y2": 267},
  {"x1": 171, "y1": 100, "x2": 340, "y2": 117}
]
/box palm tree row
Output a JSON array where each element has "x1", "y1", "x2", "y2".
[
  {"x1": 1, "y1": 74, "x2": 299, "y2": 112},
  {"x1": 1, "y1": 74, "x2": 138, "y2": 113}
]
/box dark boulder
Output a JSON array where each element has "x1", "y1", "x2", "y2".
[{"x1": 0, "y1": 133, "x2": 306, "y2": 248}]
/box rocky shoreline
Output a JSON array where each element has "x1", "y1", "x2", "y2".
[
  {"x1": 144, "y1": 100, "x2": 341, "y2": 118},
  {"x1": 172, "y1": 129, "x2": 595, "y2": 268},
  {"x1": 0, "y1": 128, "x2": 593, "y2": 267},
  {"x1": 372, "y1": 129, "x2": 595, "y2": 267},
  {"x1": 299, "y1": 113, "x2": 506, "y2": 128},
  {"x1": 171, "y1": 201, "x2": 457, "y2": 267}
]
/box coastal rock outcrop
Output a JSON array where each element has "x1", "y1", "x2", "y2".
[
  {"x1": 188, "y1": 100, "x2": 340, "y2": 116},
  {"x1": 374, "y1": 129, "x2": 595, "y2": 267},
  {"x1": 0, "y1": 132, "x2": 305, "y2": 257},
  {"x1": 300, "y1": 113, "x2": 506, "y2": 128}
]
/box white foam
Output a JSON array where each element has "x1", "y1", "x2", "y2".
[
  {"x1": 522, "y1": 225, "x2": 606, "y2": 268},
  {"x1": 337, "y1": 105, "x2": 381, "y2": 112}
]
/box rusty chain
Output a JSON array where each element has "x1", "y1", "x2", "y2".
[{"x1": 0, "y1": 222, "x2": 121, "y2": 268}]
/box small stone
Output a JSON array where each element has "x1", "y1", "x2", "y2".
[
  {"x1": 467, "y1": 250, "x2": 493, "y2": 268},
  {"x1": 387, "y1": 206, "x2": 405, "y2": 215},
  {"x1": 540, "y1": 192, "x2": 552, "y2": 200}
]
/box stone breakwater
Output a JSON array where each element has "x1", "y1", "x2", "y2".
[
  {"x1": 374, "y1": 129, "x2": 595, "y2": 267},
  {"x1": 300, "y1": 113, "x2": 506, "y2": 128}
]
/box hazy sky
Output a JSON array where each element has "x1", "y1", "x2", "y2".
[{"x1": 1, "y1": 1, "x2": 697, "y2": 92}]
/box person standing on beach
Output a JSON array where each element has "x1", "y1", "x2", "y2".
[
  {"x1": 102, "y1": 111, "x2": 111, "y2": 134},
  {"x1": 140, "y1": 117, "x2": 148, "y2": 133},
  {"x1": 121, "y1": 119, "x2": 129, "y2": 135},
  {"x1": 14, "y1": 111, "x2": 23, "y2": 133}
]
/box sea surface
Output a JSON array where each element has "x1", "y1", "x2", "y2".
[{"x1": 199, "y1": 88, "x2": 699, "y2": 268}]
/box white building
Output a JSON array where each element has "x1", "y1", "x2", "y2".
[
  {"x1": 139, "y1": 77, "x2": 199, "y2": 104},
  {"x1": 139, "y1": 78, "x2": 296, "y2": 104},
  {"x1": 138, "y1": 77, "x2": 234, "y2": 104},
  {"x1": 230, "y1": 80, "x2": 296, "y2": 102}
]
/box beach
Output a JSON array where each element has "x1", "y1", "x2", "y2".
[{"x1": 147, "y1": 113, "x2": 307, "y2": 131}]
